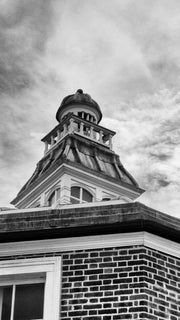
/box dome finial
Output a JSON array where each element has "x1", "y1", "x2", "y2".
[
  {"x1": 56, "y1": 89, "x2": 102, "y2": 124},
  {"x1": 77, "y1": 89, "x2": 83, "y2": 94}
]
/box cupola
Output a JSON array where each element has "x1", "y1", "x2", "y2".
[
  {"x1": 56, "y1": 89, "x2": 102, "y2": 124},
  {"x1": 11, "y1": 89, "x2": 144, "y2": 209}
]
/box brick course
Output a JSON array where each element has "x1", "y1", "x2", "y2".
[
  {"x1": 0, "y1": 244, "x2": 180, "y2": 319},
  {"x1": 61, "y1": 246, "x2": 180, "y2": 320}
]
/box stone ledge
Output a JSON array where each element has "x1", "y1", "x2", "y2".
[{"x1": 0, "y1": 202, "x2": 179, "y2": 243}]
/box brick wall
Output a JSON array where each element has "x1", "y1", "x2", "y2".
[
  {"x1": 61, "y1": 245, "x2": 180, "y2": 320},
  {"x1": 0, "y1": 244, "x2": 179, "y2": 319}
]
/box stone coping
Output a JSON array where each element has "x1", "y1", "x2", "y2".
[{"x1": 0, "y1": 201, "x2": 179, "y2": 243}]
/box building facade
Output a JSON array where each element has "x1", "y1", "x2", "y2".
[{"x1": 0, "y1": 90, "x2": 180, "y2": 320}]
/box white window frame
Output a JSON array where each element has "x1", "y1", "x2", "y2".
[
  {"x1": 46, "y1": 187, "x2": 61, "y2": 207},
  {"x1": 70, "y1": 186, "x2": 93, "y2": 204},
  {"x1": 0, "y1": 257, "x2": 61, "y2": 320}
]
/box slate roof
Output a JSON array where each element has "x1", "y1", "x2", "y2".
[{"x1": 12, "y1": 133, "x2": 143, "y2": 204}]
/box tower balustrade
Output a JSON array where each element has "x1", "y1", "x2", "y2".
[{"x1": 41, "y1": 113, "x2": 115, "y2": 155}]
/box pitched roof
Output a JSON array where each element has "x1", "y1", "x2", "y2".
[{"x1": 12, "y1": 133, "x2": 143, "y2": 204}]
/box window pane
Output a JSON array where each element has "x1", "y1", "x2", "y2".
[
  {"x1": 56, "y1": 188, "x2": 60, "y2": 200},
  {"x1": 71, "y1": 187, "x2": 80, "y2": 199},
  {"x1": 70, "y1": 197, "x2": 80, "y2": 204},
  {"x1": 102, "y1": 198, "x2": 111, "y2": 201},
  {"x1": 82, "y1": 189, "x2": 92, "y2": 202},
  {"x1": 1, "y1": 286, "x2": 12, "y2": 320},
  {"x1": 14, "y1": 283, "x2": 44, "y2": 320}
]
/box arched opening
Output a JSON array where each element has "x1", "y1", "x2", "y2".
[
  {"x1": 102, "y1": 197, "x2": 111, "y2": 201},
  {"x1": 70, "y1": 186, "x2": 93, "y2": 204},
  {"x1": 48, "y1": 191, "x2": 56, "y2": 207},
  {"x1": 47, "y1": 188, "x2": 60, "y2": 207},
  {"x1": 77, "y1": 112, "x2": 95, "y2": 123}
]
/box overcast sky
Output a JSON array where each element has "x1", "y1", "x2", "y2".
[{"x1": 1, "y1": 0, "x2": 180, "y2": 216}]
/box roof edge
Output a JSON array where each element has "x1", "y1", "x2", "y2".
[{"x1": 1, "y1": 202, "x2": 180, "y2": 244}]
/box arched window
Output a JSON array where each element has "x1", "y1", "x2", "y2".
[
  {"x1": 70, "y1": 186, "x2": 93, "y2": 204},
  {"x1": 102, "y1": 197, "x2": 111, "y2": 201},
  {"x1": 47, "y1": 188, "x2": 60, "y2": 207},
  {"x1": 48, "y1": 191, "x2": 56, "y2": 206}
]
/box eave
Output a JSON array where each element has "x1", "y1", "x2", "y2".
[
  {"x1": 11, "y1": 134, "x2": 144, "y2": 206},
  {"x1": 1, "y1": 202, "x2": 180, "y2": 244},
  {"x1": 11, "y1": 160, "x2": 144, "y2": 207}
]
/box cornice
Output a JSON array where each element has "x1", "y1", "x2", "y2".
[
  {"x1": 0, "y1": 202, "x2": 180, "y2": 244},
  {"x1": 0, "y1": 232, "x2": 179, "y2": 260},
  {"x1": 12, "y1": 162, "x2": 143, "y2": 208}
]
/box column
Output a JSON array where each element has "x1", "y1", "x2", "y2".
[
  {"x1": 90, "y1": 126, "x2": 94, "y2": 139},
  {"x1": 69, "y1": 118, "x2": 74, "y2": 134},
  {"x1": 44, "y1": 141, "x2": 48, "y2": 154},
  {"x1": 109, "y1": 135, "x2": 113, "y2": 150},
  {"x1": 50, "y1": 135, "x2": 54, "y2": 147},
  {"x1": 57, "y1": 129, "x2": 61, "y2": 141},
  {"x1": 60, "y1": 174, "x2": 71, "y2": 204},
  {"x1": 63, "y1": 123, "x2": 67, "y2": 136},
  {"x1": 99, "y1": 130, "x2": 103, "y2": 143},
  {"x1": 80, "y1": 122, "x2": 84, "y2": 134}
]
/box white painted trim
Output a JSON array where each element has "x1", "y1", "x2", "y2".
[
  {"x1": 2, "y1": 198, "x2": 131, "y2": 214},
  {"x1": 66, "y1": 165, "x2": 140, "y2": 198},
  {"x1": 143, "y1": 233, "x2": 180, "y2": 259},
  {"x1": 71, "y1": 179, "x2": 96, "y2": 196},
  {"x1": 14, "y1": 162, "x2": 141, "y2": 208},
  {"x1": 0, "y1": 232, "x2": 179, "y2": 259},
  {"x1": 0, "y1": 257, "x2": 61, "y2": 320}
]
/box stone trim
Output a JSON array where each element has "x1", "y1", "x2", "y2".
[{"x1": 0, "y1": 232, "x2": 179, "y2": 259}]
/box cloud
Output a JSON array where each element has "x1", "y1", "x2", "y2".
[
  {"x1": 0, "y1": 0, "x2": 59, "y2": 206},
  {"x1": 0, "y1": 0, "x2": 180, "y2": 217},
  {"x1": 102, "y1": 87, "x2": 180, "y2": 216}
]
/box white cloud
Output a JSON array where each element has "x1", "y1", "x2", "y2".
[
  {"x1": 103, "y1": 87, "x2": 180, "y2": 217},
  {"x1": 1, "y1": 0, "x2": 180, "y2": 217}
]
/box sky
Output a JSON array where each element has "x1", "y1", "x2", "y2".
[{"x1": 0, "y1": 0, "x2": 180, "y2": 217}]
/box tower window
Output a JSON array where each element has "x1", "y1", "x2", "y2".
[
  {"x1": 78, "y1": 112, "x2": 82, "y2": 118},
  {"x1": 70, "y1": 187, "x2": 93, "y2": 204},
  {"x1": 77, "y1": 112, "x2": 95, "y2": 123},
  {"x1": 48, "y1": 191, "x2": 56, "y2": 206},
  {"x1": 102, "y1": 197, "x2": 111, "y2": 201},
  {"x1": 47, "y1": 188, "x2": 60, "y2": 207}
]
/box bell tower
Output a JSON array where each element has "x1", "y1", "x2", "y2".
[{"x1": 11, "y1": 90, "x2": 144, "y2": 209}]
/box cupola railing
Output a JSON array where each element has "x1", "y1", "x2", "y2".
[{"x1": 41, "y1": 113, "x2": 115, "y2": 155}]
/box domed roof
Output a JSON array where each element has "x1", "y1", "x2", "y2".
[{"x1": 56, "y1": 89, "x2": 102, "y2": 123}]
